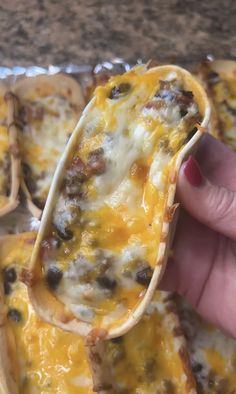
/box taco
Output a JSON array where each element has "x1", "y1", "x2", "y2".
[
  {"x1": 26, "y1": 64, "x2": 210, "y2": 339},
  {"x1": 178, "y1": 297, "x2": 236, "y2": 393},
  {"x1": 0, "y1": 87, "x2": 20, "y2": 217},
  {"x1": 14, "y1": 74, "x2": 85, "y2": 217},
  {"x1": 0, "y1": 233, "x2": 93, "y2": 394},
  {"x1": 198, "y1": 60, "x2": 236, "y2": 149},
  {"x1": 87, "y1": 292, "x2": 197, "y2": 394}
]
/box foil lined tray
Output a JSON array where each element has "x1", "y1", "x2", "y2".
[{"x1": 0, "y1": 55, "x2": 228, "y2": 237}]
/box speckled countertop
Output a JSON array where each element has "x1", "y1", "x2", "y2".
[{"x1": 0, "y1": 0, "x2": 235, "y2": 67}]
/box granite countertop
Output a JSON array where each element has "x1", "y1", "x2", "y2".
[{"x1": 0, "y1": 0, "x2": 235, "y2": 67}]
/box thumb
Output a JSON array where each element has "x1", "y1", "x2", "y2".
[{"x1": 178, "y1": 156, "x2": 236, "y2": 241}]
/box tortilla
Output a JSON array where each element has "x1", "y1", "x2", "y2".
[
  {"x1": 198, "y1": 59, "x2": 236, "y2": 149},
  {"x1": 177, "y1": 296, "x2": 236, "y2": 393},
  {"x1": 14, "y1": 74, "x2": 85, "y2": 217},
  {"x1": 0, "y1": 232, "x2": 94, "y2": 394},
  {"x1": 87, "y1": 291, "x2": 197, "y2": 393},
  {"x1": 26, "y1": 64, "x2": 210, "y2": 339},
  {"x1": 0, "y1": 87, "x2": 20, "y2": 217}
]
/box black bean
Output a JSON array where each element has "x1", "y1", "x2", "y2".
[
  {"x1": 96, "y1": 275, "x2": 117, "y2": 290},
  {"x1": 180, "y1": 108, "x2": 188, "y2": 117},
  {"x1": 2, "y1": 267, "x2": 17, "y2": 295},
  {"x1": 177, "y1": 90, "x2": 194, "y2": 113},
  {"x1": 192, "y1": 362, "x2": 203, "y2": 373},
  {"x1": 46, "y1": 266, "x2": 63, "y2": 290},
  {"x1": 135, "y1": 266, "x2": 153, "y2": 286},
  {"x1": 207, "y1": 71, "x2": 220, "y2": 85},
  {"x1": 3, "y1": 267, "x2": 16, "y2": 283},
  {"x1": 7, "y1": 308, "x2": 22, "y2": 323},
  {"x1": 88, "y1": 148, "x2": 104, "y2": 158},
  {"x1": 22, "y1": 162, "x2": 31, "y2": 176},
  {"x1": 96, "y1": 255, "x2": 113, "y2": 275},
  {"x1": 181, "y1": 90, "x2": 194, "y2": 100},
  {"x1": 56, "y1": 227, "x2": 74, "y2": 241},
  {"x1": 109, "y1": 83, "x2": 131, "y2": 99}
]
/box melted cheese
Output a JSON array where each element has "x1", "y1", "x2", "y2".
[
  {"x1": 39, "y1": 66, "x2": 201, "y2": 330},
  {"x1": 0, "y1": 233, "x2": 93, "y2": 394},
  {"x1": 0, "y1": 95, "x2": 10, "y2": 209},
  {"x1": 107, "y1": 292, "x2": 196, "y2": 393},
  {"x1": 179, "y1": 298, "x2": 236, "y2": 392},
  {"x1": 19, "y1": 94, "x2": 79, "y2": 205},
  {"x1": 207, "y1": 68, "x2": 236, "y2": 151}
]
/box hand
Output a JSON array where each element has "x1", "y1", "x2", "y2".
[{"x1": 160, "y1": 134, "x2": 236, "y2": 338}]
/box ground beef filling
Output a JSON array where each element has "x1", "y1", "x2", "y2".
[{"x1": 39, "y1": 75, "x2": 202, "y2": 325}]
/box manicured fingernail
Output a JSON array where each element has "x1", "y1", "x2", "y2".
[{"x1": 183, "y1": 156, "x2": 203, "y2": 187}]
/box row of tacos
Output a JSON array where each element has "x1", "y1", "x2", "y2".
[
  {"x1": 0, "y1": 231, "x2": 197, "y2": 393},
  {"x1": 0, "y1": 59, "x2": 235, "y2": 393}
]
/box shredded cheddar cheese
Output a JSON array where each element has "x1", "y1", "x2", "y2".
[
  {"x1": 37, "y1": 65, "x2": 202, "y2": 331},
  {"x1": 15, "y1": 78, "x2": 83, "y2": 209},
  {"x1": 178, "y1": 298, "x2": 236, "y2": 393},
  {"x1": 204, "y1": 64, "x2": 236, "y2": 150},
  {"x1": 0, "y1": 95, "x2": 10, "y2": 209},
  {"x1": 107, "y1": 292, "x2": 196, "y2": 393},
  {"x1": 0, "y1": 233, "x2": 93, "y2": 394},
  {"x1": 19, "y1": 95, "x2": 78, "y2": 205}
]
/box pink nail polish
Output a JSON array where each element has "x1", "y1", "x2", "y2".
[{"x1": 183, "y1": 156, "x2": 203, "y2": 187}]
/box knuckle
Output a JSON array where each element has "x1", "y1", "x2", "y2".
[{"x1": 207, "y1": 186, "x2": 236, "y2": 223}]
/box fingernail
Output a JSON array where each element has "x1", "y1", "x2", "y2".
[{"x1": 183, "y1": 156, "x2": 203, "y2": 187}]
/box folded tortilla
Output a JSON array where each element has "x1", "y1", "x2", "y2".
[
  {"x1": 177, "y1": 296, "x2": 236, "y2": 393},
  {"x1": 26, "y1": 64, "x2": 210, "y2": 340},
  {"x1": 0, "y1": 86, "x2": 20, "y2": 217},
  {"x1": 0, "y1": 233, "x2": 94, "y2": 394},
  {"x1": 198, "y1": 59, "x2": 236, "y2": 150},
  {"x1": 87, "y1": 292, "x2": 197, "y2": 394},
  {"x1": 13, "y1": 74, "x2": 85, "y2": 218}
]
